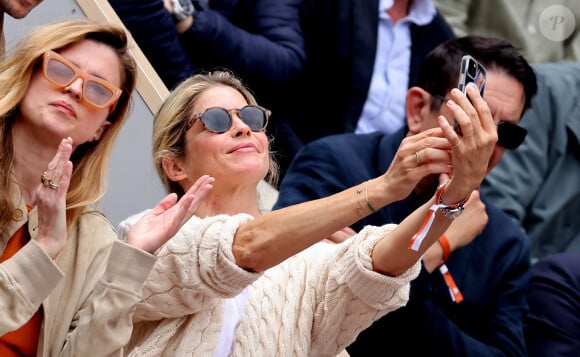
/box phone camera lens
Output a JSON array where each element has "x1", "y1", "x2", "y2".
[{"x1": 468, "y1": 61, "x2": 477, "y2": 77}]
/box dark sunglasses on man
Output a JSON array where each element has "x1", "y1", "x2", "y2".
[
  {"x1": 497, "y1": 121, "x2": 527, "y2": 150},
  {"x1": 430, "y1": 93, "x2": 527, "y2": 150}
]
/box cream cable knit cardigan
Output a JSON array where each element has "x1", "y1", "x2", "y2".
[{"x1": 118, "y1": 213, "x2": 421, "y2": 357}]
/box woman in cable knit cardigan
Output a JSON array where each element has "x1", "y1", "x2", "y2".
[{"x1": 119, "y1": 70, "x2": 496, "y2": 356}]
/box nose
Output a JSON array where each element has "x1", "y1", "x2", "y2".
[
  {"x1": 64, "y1": 77, "x2": 84, "y2": 101},
  {"x1": 230, "y1": 112, "x2": 251, "y2": 137}
]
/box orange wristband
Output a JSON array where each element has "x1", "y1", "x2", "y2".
[
  {"x1": 438, "y1": 234, "x2": 451, "y2": 263},
  {"x1": 439, "y1": 263, "x2": 464, "y2": 303}
]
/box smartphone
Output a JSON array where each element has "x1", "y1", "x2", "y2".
[
  {"x1": 458, "y1": 55, "x2": 486, "y2": 96},
  {"x1": 454, "y1": 55, "x2": 486, "y2": 135}
]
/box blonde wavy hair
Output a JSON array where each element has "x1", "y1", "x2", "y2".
[
  {"x1": 152, "y1": 70, "x2": 279, "y2": 197},
  {"x1": 0, "y1": 19, "x2": 137, "y2": 231}
]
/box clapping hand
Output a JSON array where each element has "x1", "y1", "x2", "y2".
[
  {"x1": 126, "y1": 175, "x2": 215, "y2": 253},
  {"x1": 35, "y1": 137, "x2": 74, "y2": 259}
]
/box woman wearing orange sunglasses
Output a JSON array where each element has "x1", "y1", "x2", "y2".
[{"x1": 0, "y1": 19, "x2": 212, "y2": 356}]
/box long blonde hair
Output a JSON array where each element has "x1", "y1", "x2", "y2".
[
  {"x1": 152, "y1": 70, "x2": 279, "y2": 197},
  {"x1": 0, "y1": 19, "x2": 137, "y2": 231}
]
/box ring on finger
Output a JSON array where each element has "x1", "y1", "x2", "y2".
[
  {"x1": 49, "y1": 181, "x2": 59, "y2": 190},
  {"x1": 415, "y1": 151, "x2": 421, "y2": 165},
  {"x1": 41, "y1": 171, "x2": 52, "y2": 187}
]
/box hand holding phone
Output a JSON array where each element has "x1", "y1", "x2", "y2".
[{"x1": 454, "y1": 55, "x2": 486, "y2": 135}]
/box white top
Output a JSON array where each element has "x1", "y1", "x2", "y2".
[
  {"x1": 356, "y1": 0, "x2": 436, "y2": 135},
  {"x1": 214, "y1": 288, "x2": 250, "y2": 357}
]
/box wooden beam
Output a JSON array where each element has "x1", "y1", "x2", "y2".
[{"x1": 75, "y1": 0, "x2": 169, "y2": 115}]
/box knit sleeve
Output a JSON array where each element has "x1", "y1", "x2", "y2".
[
  {"x1": 309, "y1": 224, "x2": 421, "y2": 354},
  {"x1": 130, "y1": 214, "x2": 262, "y2": 322},
  {"x1": 230, "y1": 223, "x2": 421, "y2": 356}
]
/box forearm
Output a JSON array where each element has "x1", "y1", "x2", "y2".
[
  {"x1": 422, "y1": 240, "x2": 445, "y2": 272},
  {"x1": 371, "y1": 198, "x2": 449, "y2": 276},
  {"x1": 371, "y1": 178, "x2": 471, "y2": 276},
  {"x1": 234, "y1": 178, "x2": 398, "y2": 272}
]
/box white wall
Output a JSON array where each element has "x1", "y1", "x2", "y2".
[{"x1": 4, "y1": 1, "x2": 166, "y2": 227}]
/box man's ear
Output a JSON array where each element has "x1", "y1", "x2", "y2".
[
  {"x1": 405, "y1": 87, "x2": 431, "y2": 135},
  {"x1": 90, "y1": 121, "x2": 111, "y2": 141},
  {"x1": 162, "y1": 156, "x2": 188, "y2": 182}
]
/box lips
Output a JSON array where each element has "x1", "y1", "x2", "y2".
[
  {"x1": 52, "y1": 101, "x2": 76, "y2": 117},
  {"x1": 228, "y1": 142, "x2": 258, "y2": 153}
]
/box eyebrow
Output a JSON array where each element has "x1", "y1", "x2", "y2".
[{"x1": 65, "y1": 54, "x2": 112, "y2": 82}]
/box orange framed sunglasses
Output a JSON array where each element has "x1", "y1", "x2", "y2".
[{"x1": 42, "y1": 50, "x2": 122, "y2": 109}]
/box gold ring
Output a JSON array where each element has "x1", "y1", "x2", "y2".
[
  {"x1": 41, "y1": 171, "x2": 52, "y2": 187},
  {"x1": 415, "y1": 151, "x2": 421, "y2": 165},
  {"x1": 49, "y1": 182, "x2": 59, "y2": 190}
]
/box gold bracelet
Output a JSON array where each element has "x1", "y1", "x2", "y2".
[
  {"x1": 356, "y1": 188, "x2": 365, "y2": 216},
  {"x1": 365, "y1": 181, "x2": 378, "y2": 213}
]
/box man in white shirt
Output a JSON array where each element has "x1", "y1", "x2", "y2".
[
  {"x1": 357, "y1": 0, "x2": 440, "y2": 135},
  {"x1": 286, "y1": 0, "x2": 454, "y2": 166}
]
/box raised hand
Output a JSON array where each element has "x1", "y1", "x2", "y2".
[
  {"x1": 437, "y1": 85, "x2": 497, "y2": 203},
  {"x1": 35, "y1": 137, "x2": 74, "y2": 259},
  {"x1": 126, "y1": 175, "x2": 215, "y2": 253}
]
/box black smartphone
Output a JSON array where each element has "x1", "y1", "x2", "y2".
[{"x1": 454, "y1": 55, "x2": 486, "y2": 135}]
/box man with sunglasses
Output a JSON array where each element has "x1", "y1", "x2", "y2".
[
  {"x1": 274, "y1": 36, "x2": 538, "y2": 356},
  {"x1": 481, "y1": 61, "x2": 580, "y2": 262}
]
